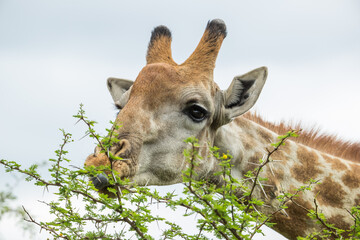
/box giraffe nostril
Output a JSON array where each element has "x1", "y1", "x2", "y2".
[{"x1": 116, "y1": 139, "x2": 132, "y2": 157}]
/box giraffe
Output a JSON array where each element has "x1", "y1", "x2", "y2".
[{"x1": 84, "y1": 19, "x2": 360, "y2": 239}]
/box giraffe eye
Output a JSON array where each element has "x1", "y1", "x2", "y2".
[{"x1": 184, "y1": 105, "x2": 208, "y2": 122}]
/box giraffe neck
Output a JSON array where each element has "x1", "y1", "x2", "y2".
[{"x1": 214, "y1": 116, "x2": 360, "y2": 239}]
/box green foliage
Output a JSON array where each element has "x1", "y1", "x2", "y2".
[
  {"x1": 0, "y1": 182, "x2": 35, "y2": 237},
  {"x1": 1, "y1": 105, "x2": 359, "y2": 239},
  {"x1": 0, "y1": 188, "x2": 23, "y2": 222},
  {"x1": 297, "y1": 201, "x2": 360, "y2": 240}
]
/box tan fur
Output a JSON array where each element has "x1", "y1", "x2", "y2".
[
  {"x1": 342, "y1": 164, "x2": 360, "y2": 189},
  {"x1": 323, "y1": 154, "x2": 348, "y2": 171},
  {"x1": 314, "y1": 176, "x2": 346, "y2": 208},
  {"x1": 292, "y1": 145, "x2": 323, "y2": 182},
  {"x1": 147, "y1": 33, "x2": 176, "y2": 66},
  {"x1": 182, "y1": 28, "x2": 225, "y2": 75},
  {"x1": 243, "y1": 111, "x2": 360, "y2": 161}
]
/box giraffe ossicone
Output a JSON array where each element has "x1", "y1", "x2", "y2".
[{"x1": 85, "y1": 19, "x2": 360, "y2": 239}]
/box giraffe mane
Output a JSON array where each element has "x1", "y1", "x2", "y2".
[{"x1": 243, "y1": 111, "x2": 360, "y2": 162}]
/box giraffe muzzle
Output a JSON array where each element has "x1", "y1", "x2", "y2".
[{"x1": 85, "y1": 134, "x2": 142, "y2": 193}]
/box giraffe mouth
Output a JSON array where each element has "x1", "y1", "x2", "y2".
[
  {"x1": 91, "y1": 173, "x2": 110, "y2": 190},
  {"x1": 90, "y1": 173, "x2": 138, "y2": 197}
]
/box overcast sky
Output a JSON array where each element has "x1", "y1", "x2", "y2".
[{"x1": 0, "y1": 0, "x2": 359, "y2": 239}]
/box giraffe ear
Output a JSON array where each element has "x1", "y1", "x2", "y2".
[
  {"x1": 223, "y1": 67, "x2": 267, "y2": 119},
  {"x1": 107, "y1": 78, "x2": 134, "y2": 104}
]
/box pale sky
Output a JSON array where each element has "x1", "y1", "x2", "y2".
[{"x1": 0, "y1": 0, "x2": 359, "y2": 239}]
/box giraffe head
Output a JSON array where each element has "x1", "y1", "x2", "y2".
[{"x1": 85, "y1": 19, "x2": 268, "y2": 189}]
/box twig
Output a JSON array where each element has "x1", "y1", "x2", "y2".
[
  {"x1": 246, "y1": 131, "x2": 297, "y2": 208},
  {"x1": 185, "y1": 142, "x2": 241, "y2": 240},
  {"x1": 196, "y1": 222, "x2": 206, "y2": 240},
  {"x1": 55, "y1": 131, "x2": 72, "y2": 183},
  {"x1": 241, "y1": 130, "x2": 298, "y2": 234},
  {"x1": 22, "y1": 206, "x2": 69, "y2": 240}
]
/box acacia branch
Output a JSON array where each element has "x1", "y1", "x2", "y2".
[
  {"x1": 239, "y1": 130, "x2": 298, "y2": 234},
  {"x1": 250, "y1": 181, "x2": 315, "y2": 239},
  {"x1": 23, "y1": 206, "x2": 69, "y2": 240},
  {"x1": 55, "y1": 131, "x2": 72, "y2": 183},
  {"x1": 291, "y1": 197, "x2": 341, "y2": 239},
  {"x1": 76, "y1": 110, "x2": 150, "y2": 238},
  {"x1": 185, "y1": 142, "x2": 242, "y2": 240},
  {"x1": 246, "y1": 131, "x2": 297, "y2": 208},
  {"x1": 0, "y1": 160, "x2": 61, "y2": 188},
  {"x1": 78, "y1": 110, "x2": 126, "y2": 211}
]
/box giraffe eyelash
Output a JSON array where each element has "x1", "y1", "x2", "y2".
[{"x1": 113, "y1": 103, "x2": 122, "y2": 110}]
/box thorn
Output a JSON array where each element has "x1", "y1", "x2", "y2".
[
  {"x1": 252, "y1": 204, "x2": 261, "y2": 215},
  {"x1": 257, "y1": 180, "x2": 268, "y2": 199},
  {"x1": 248, "y1": 162, "x2": 262, "y2": 166},
  {"x1": 260, "y1": 183, "x2": 275, "y2": 187},
  {"x1": 145, "y1": 179, "x2": 150, "y2": 187},
  {"x1": 74, "y1": 119, "x2": 81, "y2": 125},
  {"x1": 265, "y1": 147, "x2": 270, "y2": 153},
  {"x1": 249, "y1": 178, "x2": 268, "y2": 199},
  {"x1": 268, "y1": 162, "x2": 275, "y2": 177},
  {"x1": 281, "y1": 209, "x2": 289, "y2": 218},
  {"x1": 245, "y1": 177, "x2": 255, "y2": 181},
  {"x1": 239, "y1": 195, "x2": 247, "y2": 200},
  {"x1": 79, "y1": 132, "x2": 90, "y2": 140},
  {"x1": 69, "y1": 165, "x2": 81, "y2": 170},
  {"x1": 156, "y1": 219, "x2": 160, "y2": 230}
]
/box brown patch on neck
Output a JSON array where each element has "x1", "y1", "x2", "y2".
[
  {"x1": 271, "y1": 197, "x2": 313, "y2": 239},
  {"x1": 271, "y1": 148, "x2": 289, "y2": 161},
  {"x1": 327, "y1": 215, "x2": 352, "y2": 239},
  {"x1": 327, "y1": 215, "x2": 351, "y2": 232},
  {"x1": 256, "y1": 127, "x2": 275, "y2": 145},
  {"x1": 291, "y1": 145, "x2": 323, "y2": 182},
  {"x1": 322, "y1": 154, "x2": 348, "y2": 171},
  {"x1": 342, "y1": 164, "x2": 360, "y2": 189},
  {"x1": 265, "y1": 168, "x2": 285, "y2": 199},
  {"x1": 232, "y1": 117, "x2": 258, "y2": 150},
  {"x1": 242, "y1": 136, "x2": 257, "y2": 151},
  {"x1": 314, "y1": 176, "x2": 345, "y2": 208},
  {"x1": 355, "y1": 194, "x2": 360, "y2": 206},
  {"x1": 267, "y1": 167, "x2": 285, "y2": 181},
  {"x1": 243, "y1": 112, "x2": 360, "y2": 162},
  {"x1": 242, "y1": 152, "x2": 263, "y2": 175}
]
